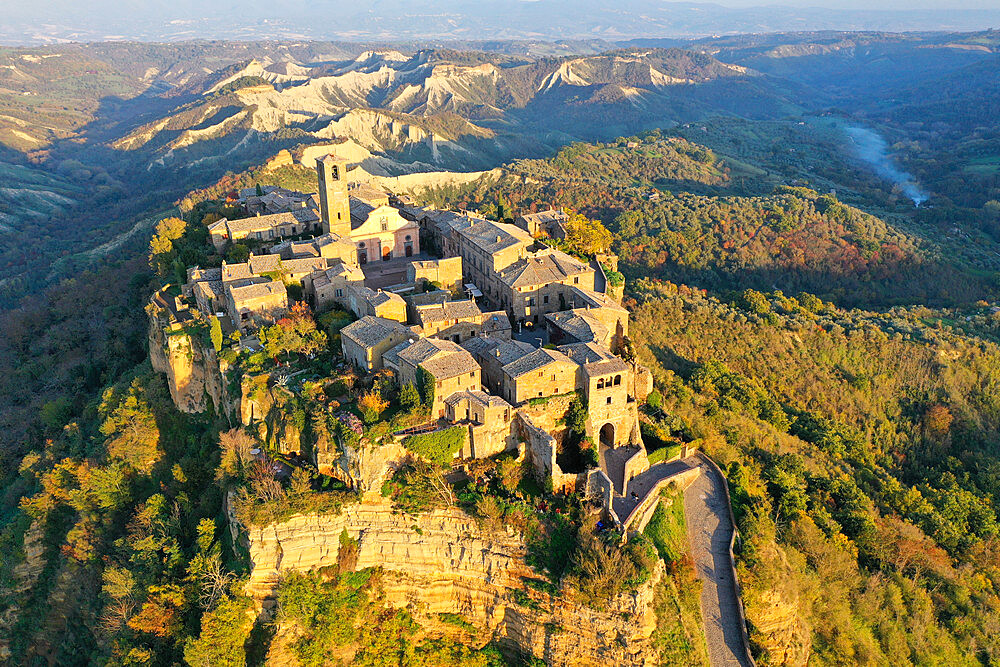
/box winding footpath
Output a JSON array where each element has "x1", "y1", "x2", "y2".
[{"x1": 684, "y1": 456, "x2": 755, "y2": 667}]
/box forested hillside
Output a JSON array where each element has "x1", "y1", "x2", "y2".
[
  {"x1": 630, "y1": 280, "x2": 1000, "y2": 664},
  {"x1": 428, "y1": 134, "x2": 994, "y2": 307}
]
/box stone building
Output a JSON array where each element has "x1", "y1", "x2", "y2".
[
  {"x1": 185, "y1": 267, "x2": 224, "y2": 316},
  {"x1": 391, "y1": 338, "x2": 482, "y2": 419},
  {"x1": 225, "y1": 280, "x2": 288, "y2": 332},
  {"x1": 345, "y1": 286, "x2": 407, "y2": 322},
  {"x1": 499, "y1": 347, "x2": 578, "y2": 406},
  {"x1": 340, "y1": 316, "x2": 414, "y2": 372},
  {"x1": 462, "y1": 337, "x2": 535, "y2": 396},
  {"x1": 407, "y1": 256, "x2": 463, "y2": 292},
  {"x1": 558, "y1": 342, "x2": 633, "y2": 448},
  {"x1": 412, "y1": 299, "x2": 511, "y2": 343},
  {"x1": 271, "y1": 233, "x2": 358, "y2": 266},
  {"x1": 239, "y1": 185, "x2": 315, "y2": 217},
  {"x1": 208, "y1": 207, "x2": 321, "y2": 252},
  {"x1": 496, "y1": 249, "x2": 595, "y2": 329},
  {"x1": 515, "y1": 209, "x2": 568, "y2": 239},
  {"x1": 444, "y1": 390, "x2": 517, "y2": 458},
  {"x1": 414, "y1": 299, "x2": 484, "y2": 342},
  {"x1": 304, "y1": 263, "x2": 366, "y2": 311}
]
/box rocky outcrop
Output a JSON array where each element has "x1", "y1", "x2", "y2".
[
  {"x1": 245, "y1": 502, "x2": 664, "y2": 666},
  {"x1": 148, "y1": 307, "x2": 234, "y2": 416}
]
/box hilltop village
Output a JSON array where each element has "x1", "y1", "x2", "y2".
[{"x1": 149, "y1": 150, "x2": 688, "y2": 537}]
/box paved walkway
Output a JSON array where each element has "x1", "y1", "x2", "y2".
[
  {"x1": 612, "y1": 456, "x2": 698, "y2": 520},
  {"x1": 685, "y1": 459, "x2": 754, "y2": 667}
]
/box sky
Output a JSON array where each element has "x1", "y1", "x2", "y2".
[{"x1": 3, "y1": 0, "x2": 998, "y2": 45}]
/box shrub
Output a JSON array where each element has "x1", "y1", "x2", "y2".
[
  {"x1": 358, "y1": 390, "x2": 389, "y2": 425},
  {"x1": 404, "y1": 426, "x2": 466, "y2": 466}
]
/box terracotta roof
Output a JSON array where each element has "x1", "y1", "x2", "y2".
[
  {"x1": 444, "y1": 389, "x2": 512, "y2": 410},
  {"x1": 480, "y1": 311, "x2": 512, "y2": 334},
  {"x1": 564, "y1": 285, "x2": 628, "y2": 312},
  {"x1": 462, "y1": 337, "x2": 533, "y2": 366},
  {"x1": 225, "y1": 208, "x2": 319, "y2": 234},
  {"x1": 518, "y1": 209, "x2": 568, "y2": 225},
  {"x1": 557, "y1": 342, "x2": 630, "y2": 375},
  {"x1": 221, "y1": 262, "x2": 253, "y2": 283},
  {"x1": 398, "y1": 338, "x2": 479, "y2": 380}
]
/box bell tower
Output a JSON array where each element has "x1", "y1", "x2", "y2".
[{"x1": 316, "y1": 153, "x2": 351, "y2": 238}]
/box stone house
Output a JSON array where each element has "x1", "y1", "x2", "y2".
[
  {"x1": 271, "y1": 233, "x2": 358, "y2": 266},
  {"x1": 208, "y1": 207, "x2": 321, "y2": 252},
  {"x1": 185, "y1": 267, "x2": 224, "y2": 316},
  {"x1": 444, "y1": 390, "x2": 517, "y2": 458},
  {"x1": 500, "y1": 347, "x2": 578, "y2": 406},
  {"x1": 340, "y1": 316, "x2": 414, "y2": 372},
  {"x1": 462, "y1": 337, "x2": 535, "y2": 396},
  {"x1": 225, "y1": 280, "x2": 288, "y2": 332},
  {"x1": 345, "y1": 286, "x2": 407, "y2": 323},
  {"x1": 440, "y1": 217, "x2": 534, "y2": 304},
  {"x1": 303, "y1": 263, "x2": 366, "y2": 311},
  {"x1": 561, "y1": 286, "x2": 629, "y2": 343},
  {"x1": 515, "y1": 209, "x2": 569, "y2": 239},
  {"x1": 392, "y1": 338, "x2": 482, "y2": 419},
  {"x1": 407, "y1": 256, "x2": 463, "y2": 292},
  {"x1": 414, "y1": 299, "x2": 484, "y2": 342},
  {"x1": 496, "y1": 249, "x2": 596, "y2": 330}
]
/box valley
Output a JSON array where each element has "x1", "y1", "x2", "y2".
[{"x1": 1, "y1": 28, "x2": 1000, "y2": 667}]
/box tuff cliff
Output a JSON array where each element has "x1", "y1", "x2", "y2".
[
  {"x1": 147, "y1": 304, "x2": 234, "y2": 416},
  {"x1": 245, "y1": 502, "x2": 664, "y2": 666}
]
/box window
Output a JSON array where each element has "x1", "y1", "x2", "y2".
[
  {"x1": 335, "y1": 288, "x2": 343, "y2": 297},
  {"x1": 405, "y1": 235, "x2": 411, "y2": 241},
  {"x1": 543, "y1": 295, "x2": 549, "y2": 304},
  {"x1": 551, "y1": 374, "x2": 555, "y2": 381},
  {"x1": 606, "y1": 397, "x2": 612, "y2": 405},
  {"x1": 614, "y1": 375, "x2": 622, "y2": 386},
  {"x1": 469, "y1": 372, "x2": 475, "y2": 378},
  {"x1": 574, "y1": 277, "x2": 579, "y2": 284},
  {"x1": 538, "y1": 371, "x2": 543, "y2": 377}
]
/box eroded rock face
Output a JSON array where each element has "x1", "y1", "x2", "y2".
[
  {"x1": 148, "y1": 312, "x2": 232, "y2": 416},
  {"x1": 245, "y1": 502, "x2": 663, "y2": 666},
  {"x1": 746, "y1": 584, "x2": 811, "y2": 666}
]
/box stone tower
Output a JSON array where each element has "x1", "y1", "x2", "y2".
[{"x1": 316, "y1": 153, "x2": 351, "y2": 237}]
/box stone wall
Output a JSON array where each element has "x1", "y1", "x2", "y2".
[
  {"x1": 245, "y1": 502, "x2": 664, "y2": 666},
  {"x1": 621, "y1": 467, "x2": 701, "y2": 534}
]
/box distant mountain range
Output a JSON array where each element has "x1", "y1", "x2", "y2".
[{"x1": 3, "y1": 1, "x2": 1000, "y2": 46}]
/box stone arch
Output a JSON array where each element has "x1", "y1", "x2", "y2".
[
  {"x1": 600, "y1": 422, "x2": 615, "y2": 448},
  {"x1": 613, "y1": 374, "x2": 622, "y2": 386}
]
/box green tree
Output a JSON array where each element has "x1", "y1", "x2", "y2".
[
  {"x1": 563, "y1": 211, "x2": 613, "y2": 256},
  {"x1": 210, "y1": 317, "x2": 223, "y2": 352},
  {"x1": 399, "y1": 383, "x2": 421, "y2": 412},
  {"x1": 183, "y1": 595, "x2": 253, "y2": 667}
]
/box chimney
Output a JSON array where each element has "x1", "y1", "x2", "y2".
[{"x1": 256, "y1": 212, "x2": 261, "y2": 217}]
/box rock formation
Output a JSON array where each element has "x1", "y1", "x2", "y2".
[{"x1": 245, "y1": 502, "x2": 664, "y2": 666}]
